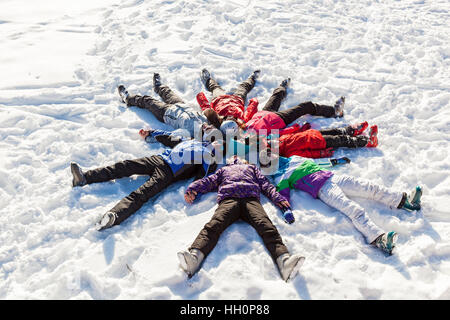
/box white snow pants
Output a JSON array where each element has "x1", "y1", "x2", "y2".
[{"x1": 317, "y1": 174, "x2": 404, "y2": 244}]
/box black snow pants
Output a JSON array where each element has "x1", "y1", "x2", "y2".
[
  {"x1": 206, "y1": 75, "x2": 256, "y2": 102},
  {"x1": 320, "y1": 127, "x2": 369, "y2": 148},
  {"x1": 190, "y1": 197, "x2": 289, "y2": 261},
  {"x1": 262, "y1": 85, "x2": 336, "y2": 125},
  {"x1": 83, "y1": 155, "x2": 174, "y2": 226},
  {"x1": 126, "y1": 85, "x2": 185, "y2": 122}
]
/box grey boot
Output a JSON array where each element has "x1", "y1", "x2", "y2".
[
  {"x1": 251, "y1": 69, "x2": 261, "y2": 80},
  {"x1": 334, "y1": 96, "x2": 345, "y2": 118},
  {"x1": 117, "y1": 85, "x2": 129, "y2": 104},
  {"x1": 200, "y1": 68, "x2": 211, "y2": 87},
  {"x1": 96, "y1": 211, "x2": 117, "y2": 231},
  {"x1": 153, "y1": 73, "x2": 162, "y2": 92},
  {"x1": 280, "y1": 78, "x2": 291, "y2": 88},
  {"x1": 177, "y1": 248, "x2": 205, "y2": 278},
  {"x1": 276, "y1": 253, "x2": 305, "y2": 282},
  {"x1": 70, "y1": 162, "x2": 87, "y2": 187}
]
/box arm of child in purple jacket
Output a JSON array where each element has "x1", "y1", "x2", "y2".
[
  {"x1": 253, "y1": 165, "x2": 289, "y2": 207},
  {"x1": 185, "y1": 168, "x2": 223, "y2": 199}
]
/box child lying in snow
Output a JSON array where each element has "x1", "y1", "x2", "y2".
[
  {"x1": 229, "y1": 120, "x2": 377, "y2": 162},
  {"x1": 270, "y1": 121, "x2": 377, "y2": 158},
  {"x1": 117, "y1": 73, "x2": 222, "y2": 137},
  {"x1": 69, "y1": 130, "x2": 217, "y2": 231},
  {"x1": 178, "y1": 155, "x2": 305, "y2": 282},
  {"x1": 261, "y1": 154, "x2": 423, "y2": 255},
  {"x1": 196, "y1": 68, "x2": 345, "y2": 137}
]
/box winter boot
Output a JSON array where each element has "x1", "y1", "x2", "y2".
[
  {"x1": 96, "y1": 211, "x2": 117, "y2": 231},
  {"x1": 200, "y1": 68, "x2": 211, "y2": 87},
  {"x1": 373, "y1": 231, "x2": 398, "y2": 255},
  {"x1": 177, "y1": 248, "x2": 205, "y2": 278},
  {"x1": 349, "y1": 121, "x2": 369, "y2": 136},
  {"x1": 117, "y1": 85, "x2": 129, "y2": 104},
  {"x1": 70, "y1": 162, "x2": 87, "y2": 187},
  {"x1": 251, "y1": 69, "x2": 261, "y2": 81},
  {"x1": 398, "y1": 186, "x2": 422, "y2": 211},
  {"x1": 276, "y1": 253, "x2": 305, "y2": 282},
  {"x1": 365, "y1": 125, "x2": 378, "y2": 147},
  {"x1": 334, "y1": 96, "x2": 345, "y2": 118},
  {"x1": 280, "y1": 78, "x2": 291, "y2": 88},
  {"x1": 153, "y1": 73, "x2": 162, "y2": 92}
]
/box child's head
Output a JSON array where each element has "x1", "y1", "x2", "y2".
[
  {"x1": 220, "y1": 119, "x2": 239, "y2": 137},
  {"x1": 202, "y1": 123, "x2": 223, "y2": 143},
  {"x1": 259, "y1": 148, "x2": 280, "y2": 175},
  {"x1": 226, "y1": 155, "x2": 249, "y2": 165}
]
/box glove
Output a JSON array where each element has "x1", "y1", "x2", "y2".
[
  {"x1": 196, "y1": 92, "x2": 211, "y2": 110},
  {"x1": 282, "y1": 209, "x2": 295, "y2": 224},
  {"x1": 319, "y1": 148, "x2": 334, "y2": 157},
  {"x1": 331, "y1": 157, "x2": 351, "y2": 166}
]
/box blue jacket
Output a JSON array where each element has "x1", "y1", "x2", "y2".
[{"x1": 146, "y1": 129, "x2": 216, "y2": 178}]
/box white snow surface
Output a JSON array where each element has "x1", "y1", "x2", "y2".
[{"x1": 1, "y1": 0, "x2": 449, "y2": 300}]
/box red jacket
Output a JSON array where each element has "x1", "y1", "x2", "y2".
[
  {"x1": 279, "y1": 129, "x2": 333, "y2": 158},
  {"x1": 197, "y1": 92, "x2": 258, "y2": 122},
  {"x1": 245, "y1": 110, "x2": 286, "y2": 135}
]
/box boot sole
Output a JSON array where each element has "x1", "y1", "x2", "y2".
[
  {"x1": 387, "y1": 232, "x2": 399, "y2": 255},
  {"x1": 70, "y1": 162, "x2": 84, "y2": 187},
  {"x1": 177, "y1": 252, "x2": 193, "y2": 278},
  {"x1": 287, "y1": 256, "x2": 306, "y2": 282},
  {"x1": 410, "y1": 187, "x2": 422, "y2": 206}
]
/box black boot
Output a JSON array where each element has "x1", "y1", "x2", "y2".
[
  {"x1": 70, "y1": 162, "x2": 87, "y2": 187},
  {"x1": 334, "y1": 96, "x2": 345, "y2": 118},
  {"x1": 117, "y1": 85, "x2": 130, "y2": 104},
  {"x1": 280, "y1": 78, "x2": 291, "y2": 88},
  {"x1": 251, "y1": 69, "x2": 261, "y2": 81},
  {"x1": 200, "y1": 68, "x2": 211, "y2": 87},
  {"x1": 153, "y1": 73, "x2": 162, "y2": 93}
]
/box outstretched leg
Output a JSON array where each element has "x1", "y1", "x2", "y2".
[
  {"x1": 275, "y1": 101, "x2": 336, "y2": 126},
  {"x1": 232, "y1": 70, "x2": 260, "y2": 102},
  {"x1": 329, "y1": 174, "x2": 404, "y2": 210},
  {"x1": 189, "y1": 198, "x2": 242, "y2": 257},
  {"x1": 322, "y1": 134, "x2": 369, "y2": 149},
  {"x1": 153, "y1": 73, "x2": 185, "y2": 105},
  {"x1": 318, "y1": 176, "x2": 385, "y2": 244},
  {"x1": 322, "y1": 124, "x2": 377, "y2": 149},
  {"x1": 126, "y1": 94, "x2": 170, "y2": 123},
  {"x1": 105, "y1": 156, "x2": 174, "y2": 226},
  {"x1": 262, "y1": 84, "x2": 288, "y2": 112},
  {"x1": 242, "y1": 198, "x2": 304, "y2": 281},
  {"x1": 83, "y1": 156, "x2": 162, "y2": 184},
  {"x1": 155, "y1": 85, "x2": 184, "y2": 105},
  {"x1": 201, "y1": 69, "x2": 227, "y2": 99},
  {"x1": 241, "y1": 198, "x2": 289, "y2": 260}
]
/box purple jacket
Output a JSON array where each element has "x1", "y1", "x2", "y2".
[{"x1": 186, "y1": 158, "x2": 287, "y2": 205}]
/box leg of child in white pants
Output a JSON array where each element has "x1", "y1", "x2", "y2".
[{"x1": 317, "y1": 174, "x2": 403, "y2": 244}]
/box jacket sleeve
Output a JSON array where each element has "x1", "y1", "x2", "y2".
[
  {"x1": 295, "y1": 148, "x2": 334, "y2": 158},
  {"x1": 196, "y1": 92, "x2": 211, "y2": 111},
  {"x1": 243, "y1": 98, "x2": 258, "y2": 123},
  {"x1": 144, "y1": 129, "x2": 185, "y2": 148},
  {"x1": 154, "y1": 135, "x2": 183, "y2": 148},
  {"x1": 186, "y1": 168, "x2": 222, "y2": 195},
  {"x1": 279, "y1": 123, "x2": 301, "y2": 136},
  {"x1": 253, "y1": 165, "x2": 287, "y2": 205}
]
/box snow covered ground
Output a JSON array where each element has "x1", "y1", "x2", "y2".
[{"x1": 0, "y1": 0, "x2": 449, "y2": 300}]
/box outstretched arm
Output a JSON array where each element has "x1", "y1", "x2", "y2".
[
  {"x1": 142, "y1": 129, "x2": 186, "y2": 148},
  {"x1": 253, "y1": 165, "x2": 290, "y2": 209},
  {"x1": 185, "y1": 168, "x2": 222, "y2": 203},
  {"x1": 243, "y1": 98, "x2": 258, "y2": 123}
]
